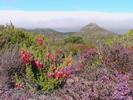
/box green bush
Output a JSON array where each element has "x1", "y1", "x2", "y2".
[
  {"x1": 0, "y1": 24, "x2": 34, "y2": 52},
  {"x1": 64, "y1": 36, "x2": 84, "y2": 44}
]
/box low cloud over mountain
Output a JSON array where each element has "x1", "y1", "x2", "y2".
[{"x1": 0, "y1": 10, "x2": 133, "y2": 34}]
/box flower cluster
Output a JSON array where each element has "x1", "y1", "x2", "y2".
[
  {"x1": 34, "y1": 59, "x2": 43, "y2": 71},
  {"x1": 19, "y1": 35, "x2": 87, "y2": 92},
  {"x1": 47, "y1": 67, "x2": 73, "y2": 79},
  {"x1": 21, "y1": 50, "x2": 31, "y2": 64}
]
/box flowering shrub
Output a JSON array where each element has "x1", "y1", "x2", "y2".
[
  {"x1": 18, "y1": 35, "x2": 79, "y2": 92},
  {"x1": 99, "y1": 43, "x2": 133, "y2": 72},
  {"x1": 53, "y1": 68, "x2": 132, "y2": 100},
  {"x1": 76, "y1": 47, "x2": 99, "y2": 72}
]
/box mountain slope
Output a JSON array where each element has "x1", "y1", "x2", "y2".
[
  {"x1": 67, "y1": 23, "x2": 118, "y2": 45},
  {"x1": 26, "y1": 28, "x2": 64, "y2": 41},
  {"x1": 80, "y1": 23, "x2": 114, "y2": 35},
  {"x1": 73, "y1": 23, "x2": 116, "y2": 39}
]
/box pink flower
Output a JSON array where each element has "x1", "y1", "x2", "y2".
[{"x1": 34, "y1": 59, "x2": 43, "y2": 71}]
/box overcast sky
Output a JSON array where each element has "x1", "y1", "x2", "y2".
[{"x1": 0, "y1": 10, "x2": 133, "y2": 34}]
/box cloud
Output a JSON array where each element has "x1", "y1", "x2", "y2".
[{"x1": 0, "y1": 10, "x2": 133, "y2": 34}]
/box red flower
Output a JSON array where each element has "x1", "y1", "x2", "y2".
[
  {"x1": 37, "y1": 36, "x2": 43, "y2": 45},
  {"x1": 54, "y1": 68, "x2": 70, "y2": 79},
  {"x1": 21, "y1": 50, "x2": 31, "y2": 64},
  {"x1": 34, "y1": 59, "x2": 43, "y2": 71},
  {"x1": 54, "y1": 71, "x2": 64, "y2": 79}
]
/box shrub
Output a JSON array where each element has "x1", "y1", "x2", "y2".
[
  {"x1": 0, "y1": 24, "x2": 34, "y2": 53},
  {"x1": 16, "y1": 35, "x2": 80, "y2": 92},
  {"x1": 0, "y1": 44, "x2": 24, "y2": 89},
  {"x1": 64, "y1": 36, "x2": 84, "y2": 44},
  {"x1": 99, "y1": 43, "x2": 133, "y2": 72},
  {"x1": 77, "y1": 47, "x2": 99, "y2": 71}
]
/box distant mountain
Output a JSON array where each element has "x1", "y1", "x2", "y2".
[
  {"x1": 21, "y1": 23, "x2": 118, "y2": 43},
  {"x1": 72, "y1": 23, "x2": 117, "y2": 39},
  {"x1": 27, "y1": 28, "x2": 61, "y2": 35},
  {"x1": 80, "y1": 23, "x2": 115, "y2": 35}
]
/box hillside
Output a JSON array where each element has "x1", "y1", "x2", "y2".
[
  {"x1": 76, "y1": 23, "x2": 116, "y2": 38},
  {"x1": 62, "y1": 23, "x2": 117, "y2": 45},
  {"x1": 26, "y1": 28, "x2": 64, "y2": 41}
]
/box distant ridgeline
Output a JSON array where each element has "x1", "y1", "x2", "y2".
[{"x1": 0, "y1": 23, "x2": 133, "y2": 52}]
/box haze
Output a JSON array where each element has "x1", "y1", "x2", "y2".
[{"x1": 0, "y1": 10, "x2": 133, "y2": 34}]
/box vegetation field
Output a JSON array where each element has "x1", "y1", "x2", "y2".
[{"x1": 0, "y1": 23, "x2": 133, "y2": 100}]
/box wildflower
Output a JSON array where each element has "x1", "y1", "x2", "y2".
[
  {"x1": 54, "y1": 71, "x2": 64, "y2": 79},
  {"x1": 34, "y1": 59, "x2": 43, "y2": 71},
  {"x1": 37, "y1": 36, "x2": 43, "y2": 45},
  {"x1": 21, "y1": 50, "x2": 31, "y2": 64},
  {"x1": 47, "y1": 72, "x2": 55, "y2": 78},
  {"x1": 54, "y1": 67, "x2": 71, "y2": 79}
]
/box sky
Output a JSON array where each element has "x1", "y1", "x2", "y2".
[
  {"x1": 0, "y1": 0, "x2": 133, "y2": 34},
  {"x1": 0, "y1": 0, "x2": 133, "y2": 12}
]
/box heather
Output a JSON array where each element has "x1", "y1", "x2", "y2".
[{"x1": 0, "y1": 24, "x2": 133, "y2": 100}]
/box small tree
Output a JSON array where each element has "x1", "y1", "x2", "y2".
[{"x1": 64, "y1": 36, "x2": 84, "y2": 44}]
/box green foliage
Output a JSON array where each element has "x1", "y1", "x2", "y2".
[
  {"x1": 26, "y1": 65, "x2": 61, "y2": 92},
  {"x1": 64, "y1": 36, "x2": 84, "y2": 44},
  {"x1": 0, "y1": 24, "x2": 34, "y2": 52}
]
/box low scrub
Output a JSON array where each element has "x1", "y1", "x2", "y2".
[{"x1": 64, "y1": 36, "x2": 84, "y2": 44}]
